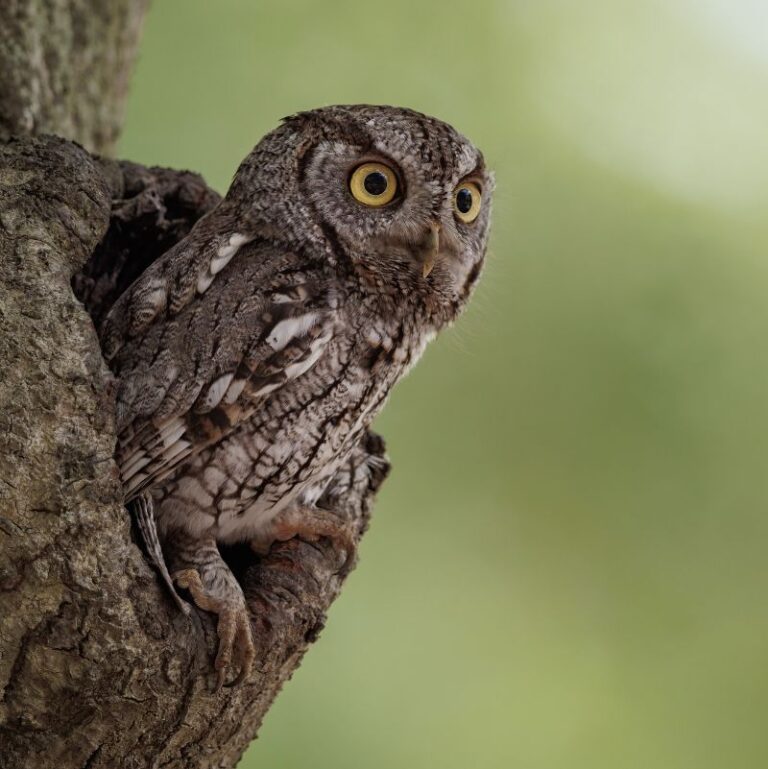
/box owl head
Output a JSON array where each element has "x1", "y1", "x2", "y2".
[{"x1": 229, "y1": 105, "x2": 493, "y2": 323}]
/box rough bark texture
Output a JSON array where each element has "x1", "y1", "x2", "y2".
[
  {"x1": 0, "y1": 0, "x2": 150, "y2": 155},
  {"x1": 0, "y1": 136, "x2": 390, "y2": 768}
]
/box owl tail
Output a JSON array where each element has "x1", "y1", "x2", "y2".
[{"x1": 131, "y1": 493, "x2": 191, "y2": 615}]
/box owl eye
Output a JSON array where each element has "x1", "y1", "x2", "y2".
[
  {"x1": 453, "y1": 181, "x2": 482, "y2": 223},
  {"x1": 349, "y1": 162, "x2": 398, "y2": 207}
]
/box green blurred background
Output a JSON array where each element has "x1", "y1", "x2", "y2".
[{"x1": 120, "y1": 2, "x2": 768, "y2": 767}]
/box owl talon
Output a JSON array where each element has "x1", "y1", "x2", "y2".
[
  {"x1": 172, "y1": 567, "x2": 255, "y2": 690},
  {"x1": 250, "y1": 506, "x2": 357, "y2": 577}
]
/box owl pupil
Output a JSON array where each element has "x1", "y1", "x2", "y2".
[
  {"x1": 456, "y1": 188, "x2": 473, "y2": 213},
  {"x1": 364, "y1": 172, "x2": 388, "y2": 196}
]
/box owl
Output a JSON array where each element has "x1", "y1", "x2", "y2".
[{"x1": 102, "y1": 105, "x2": 493, "y2": 688}]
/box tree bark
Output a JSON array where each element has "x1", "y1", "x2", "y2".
[
  {"x1": 0, "y1": 0, "x2": 150, "y2": 155},
  {"x1": 0, "y1": 136, "x2": 390, "y2": 769},
  {"x1": 0, "y1": 6, "x2": 391, "y2": 768}
]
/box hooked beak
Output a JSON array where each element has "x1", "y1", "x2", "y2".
[{"x1": 418, "y1": 222, "x2": 441, "y2": 278}]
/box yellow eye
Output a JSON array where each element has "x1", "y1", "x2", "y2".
[
  {"x1": 453, "y1": 181, "x2": 482, "y2": 223},
  {"x1": 349, "y1": 162, "x2": 398, "y2": 207}
]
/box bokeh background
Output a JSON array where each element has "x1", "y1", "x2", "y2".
[{"x1": 119, "y1": 2, "x2": 768, "y2": 767}]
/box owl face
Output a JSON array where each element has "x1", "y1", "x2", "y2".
[
  {"x1": 301, "y1": 106, "x2": 492, "y2": 314},
  {"x1": 231, "y1": 105, "x2": 493, "y2": 320}
]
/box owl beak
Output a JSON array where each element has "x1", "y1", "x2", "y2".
[{"x1": 419, "y1": 223, "x2": 441, "y2": 278}]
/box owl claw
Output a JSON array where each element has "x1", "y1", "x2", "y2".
[
  {"x1": 249, "y1": 506, "x2": 358, "y2": 577},
  {"x1": 213, "y1": 603, "x2": 256, "y2": 690},
  {"x1": 173, "y1": 568, "x2": 256, "y2": 690}
]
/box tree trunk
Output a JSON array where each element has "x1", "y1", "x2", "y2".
[
  {"x1": 0, "y1": 7, "x2": 390, "y2": 769},
  {"x1": 0, "y1": 0, "x2": 150, "y2": 155}
]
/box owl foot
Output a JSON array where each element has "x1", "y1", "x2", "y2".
[
  {"x1": 172, "y1": 561, "x2": 256, "y2": 690},
  {"x1": 250, "y1": 506, "x2": 357, "y2": 577}
]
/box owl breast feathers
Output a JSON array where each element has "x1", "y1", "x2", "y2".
[{"x1": 103, "y1": 104, "x2": 493, "y2": 543}]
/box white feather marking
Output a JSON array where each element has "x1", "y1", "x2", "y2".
[
  {"x1": 298, "y1": 482, "x2": 327, "y2": 507},
  {"x1": 124, "y1": 472, "x2": 148, "y2": 495},
  {"x1": 197, "y1": 271, "x2": 216, "y2": 294},
  {"x1": 272, "y1": 282, "x2": 310, "y2": 303},
  {"x1": 160, "y1": 421, "x2": 186, "y2": 449},
  {"x1": 284, "y1": 329, "x2": 331, "y2": 379},
  {"x1": 144, "y1": 285, "x2": 167, "y2": 312},
  {"x1": 201, "y1": 373, "x2": 234, "y2": 410},
  {"x1": 121, "y1": 452, "x2": 151, "y2": 481},
  {"x1": 156, "y1": 416, "x2": 186, "y2": 445},
  {"x1": 210, "y1": 233, "x2": 250, "y2": 275},
  {"x1": 230, "y1": 233, "x2": 251, "y2": 248},
  {"x1": 161, "y1": 439, "x2": 191, "y2": 464},
  {"x1": 284, "y1": 349, "x2": 321, "y2": 380},
  {"x1": 223, "y1": 377, "x2": 247, "y2": 404},
  {"x1": 266, "y1": 312, "x2": 318, "y2": 351},
  {"x1": 209, "y1": 251, "x2": 235, "y2": 276},
  {"x1": 251, "y1": 381, "x2": 283, "y2": 398}
]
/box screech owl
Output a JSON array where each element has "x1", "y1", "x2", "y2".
[{"x1": 101, "y1": 105, "x2": 493, "y2": 687}]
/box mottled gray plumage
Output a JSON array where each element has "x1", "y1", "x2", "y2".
[{"x1": 103, "y1": 105, "x2": 493, "y2": 686}]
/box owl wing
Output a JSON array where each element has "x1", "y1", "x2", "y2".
[
  {"x1": 103, "y1": 233, "x2": 337, "y2": 499},
  {"x1": 100, "y1": 216, "x2": 254, "y2": 361}
]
